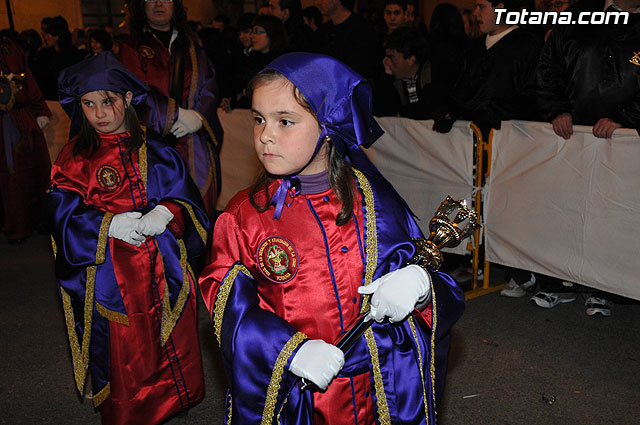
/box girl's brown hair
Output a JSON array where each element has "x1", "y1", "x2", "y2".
[
  {"x1": 73, "y1": 91, "x2": 144, "y2": 157},
  {"x1": 248, "y1": 70, "x2": 357, "y2": 226}
]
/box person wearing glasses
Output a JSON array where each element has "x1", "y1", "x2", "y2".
[{"x1": 117, "y1": 0, "x2": 224, "y2": 239}]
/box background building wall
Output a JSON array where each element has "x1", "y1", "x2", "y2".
[{"x1": 1, "y1": 0, "x2": 83, "y2": 32}]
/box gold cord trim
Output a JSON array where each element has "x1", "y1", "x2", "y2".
[
  {"x1": 92, "y1": 382, "x2": 110, "y2": 407},
  {"x1": 353, "y1": 168, "x2": 391, "y2": 423},
  {"x1": 213, "y1": 264, "x2": 253, "y2": 345},
  {"x1": 227, "y1": 392, "x2": 233, "y2": 425},
  {"x1": 174, "y1": 199, "x2": 208, "y2": 245},
  {"x1": 139, "y1": 140, "x2": 148, "y2": 194},
  {"x1": 162, "y1": 98, "x2": 176, "y2": 137},
  {"x1": 430, "y1": 282, "x2": 438, "y2": 411},
  {"x1": 96, "y1": 302, "x2": 129, "y2": 326},
  {"x1": 97, "y1": 213, "x2": 113, "y2": 264},
  {"x1": 364, "y1": 328, "x2": 391, "y2": 425},
  {"x1": 51, "y1": 236, "x2": 57, "y2": 259},
  {"x1": 353, "y1": 169, "x2": 377, "y2": 313},
  {"x1": 408, "y1": 316, "x2": 429, "y2": 424},
  {"x1": 160, "y1": 239, "x2": 190, "y2": 346},
  {"x1": 261, "y1": 332, "x2": 308, "y2": 425},
  {"x1": 62, "y1": 211, "x2": 114, "y2": 392}
]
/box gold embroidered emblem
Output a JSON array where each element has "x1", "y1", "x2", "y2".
[
  {"x1": 96, "y1": 164, "x2": 121, "y2": 192},
  {"x1": 630, "y1": 52, "x2": 640, "y2": 67},
  {"x1": 139, "y1": 45, "x2": 155, "y2": 59},
  {"x1": 256, "y1": 236, "x2": 298, "y2": 283}
]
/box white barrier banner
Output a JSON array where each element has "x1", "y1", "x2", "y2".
[
  {"x1": 363, "y1": 118, "x2": 475, "y2": 254},
  {"x1": 484, "y1": 120, "x2": 640, "y2": 300}
]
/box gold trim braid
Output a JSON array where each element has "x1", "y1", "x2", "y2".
[
  {"x1": 51, "y1": 236, "x2": 57, "y2": 259},
  {"x1": 213, "y1": 264, "x2": 253, "y2": 345},
  {"x1": 353, "y1": 169, "x2": 392, "y2": 424},
  {"x1": 139, "y1": 140, "x2": 148, "y2": 195},
  {"x1": 92, "y1": 382, "x2": 111, "y2": 407},
  {"x1": 174, "y1": 199, "x2": 208, "y2": 245},
  {"x1": 364, "y1": 328, "x2": 391, "y2": 425},
  {"x1": 261, "y1": 332, "x2": 308, "y2": 425},
  {"x1": 162, "y1": 98, "x2": 177, "y2": 137},
  {"x1": 61, "y1": 211, "x2": 111, "y2": 394},
  {"x1": 408, "y1": 316, "x2": 430, "y2": 424},
  {"x1": 96, "y1": 302, "x2": 129, "y2": 326},
  {"x1": 97, "y1": 213, "x2": 113, "y2": 264},
  {"x1": 160, "y1": 239, "x2": 191, "y2": 346},
  {"x1": 353, "y1": 169, "x2": 377, "y2": 313},
  {"x1": 430, "y1": 282, "x2": 438, "y2": 410}
]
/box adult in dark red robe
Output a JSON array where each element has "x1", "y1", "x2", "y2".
[
  {"x1": 0, "y1": 36, "x2": 52, "y2": 242},
  {"x1": 117, "y1": 0, "x2": 223, "y2": 232}
]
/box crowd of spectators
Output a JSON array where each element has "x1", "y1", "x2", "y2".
[{"x1": 1, "y1": 0, "x2": 639, "y2": 317}]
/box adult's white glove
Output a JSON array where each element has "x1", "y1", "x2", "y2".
[
  {"x1": 357, "y1": 265, "x2": 431, "y2": 323},
  {"x1": 289, "y1": 339, "x2": 344, "y2": 391},
  {"x1": 108, "y1": 211, "x2": 146, "y2": 246},
  {"x1": 135, "y1": 205, "x2": 174, "y2": 237},
  {"x1": 169, "y1": 107, "x2": 203, "y2": 138},
  {"x1": 36, "y1": 116, "x2": 50, "y2": 129}
]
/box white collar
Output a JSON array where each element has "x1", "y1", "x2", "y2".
[
  {"x1": 485, "y1": 25, "x2": 518, "y2": 50},
  {"x1": 604, "y1": 0, "x2": 640, "y2": 12}
]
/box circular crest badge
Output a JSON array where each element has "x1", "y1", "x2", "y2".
[
  {"x1": 139, "y1": 45, "x2": 155, "y2": 59},
  {"x1": 256, "y1": 236, "x2": 299, "y2": 283},
  {"x1": 96, "y1": 164, "x2": 121, "y2": 192}
]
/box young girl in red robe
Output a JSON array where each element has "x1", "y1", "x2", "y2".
[
  {"x1": 199, "y1": 52, "x2": 465, "y2": 424},
  {"x1": 48, "y1": 52, "x2": 208, "y2": 425}
]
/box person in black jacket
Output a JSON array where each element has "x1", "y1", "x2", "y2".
[
  {"x1": 433, "y1": 0, "x2": 543, "y2": 136},
  {"x1": 537, "y1": 0, "x2": 640, "y2": 140}
]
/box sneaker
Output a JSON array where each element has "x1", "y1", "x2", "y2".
[
  {"x1": 530, "y1": 291, "x2": 576, "y2": 308},
  {"x1": 500, "y1": 274, "x2": 536, "y2": 297},
  {"x1": 585, "y1": 297, "x2": 611, "y2": 317}
]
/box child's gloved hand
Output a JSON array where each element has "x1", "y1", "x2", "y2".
[
  {"x1": 169, "y1": 108, "x2": 203, "y2": 138},
  {"x1": 108, "y1": 211, "x2": 146, "y2": 246},
  {"x1": 357, "y1": 265, "x2": 431, "y2": 323},
  {"x1": 289, "y1": 339, "x2": 344, "y2": 391},
  {"x1": 135, "y1": 205, "x2": 174, "y2": 237}
]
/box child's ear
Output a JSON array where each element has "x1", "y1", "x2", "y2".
[{"x1": 125, "y1": 91, "x2": 133, "y2": 107}]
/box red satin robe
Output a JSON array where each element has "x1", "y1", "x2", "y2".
[
  {"x1": 200, "y1": 180, "x2": 434, "y2": 424},
  {"x1": 51, "y1": 133, "x2": 204, "y2": 425}
]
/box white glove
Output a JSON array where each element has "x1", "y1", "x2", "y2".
[
  {"x1": 108, "y1": 212, "x2": 146, "y2": 246},
  {"x1": 36, "y1": 116, "x2": 50, "y2": 129},
  {"x1": 135, "y1": 205, "x2": 174, "y2": 237},
  {"x1": 169, "y1": 107, "x2": 203, "y2": 138},
  {"x1": 357, "y1": 265, "x2": 431, "y2": 323},
  {"x1": 289, "y1": 339, "x2": 344, "y2": 391}
]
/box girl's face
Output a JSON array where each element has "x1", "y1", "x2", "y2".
[
  {"x1": 90, "y1": 38, "x2": 103, "y2": 54},
  {"x1": 252, "y1": 78, "x2": 326, "y2": 176},
  {"x1": 81, "y1": 90, "x2": 133, "y2": 135},
  {"x1": 251, "y1": 26, "x2": 270, "y2": 53},
  {"x1": 238, "y1": 29, "x2": 252, "y2": 48}
]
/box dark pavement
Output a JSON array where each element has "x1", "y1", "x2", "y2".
[{"x1": 1, "y1": 234, "x2": 638, "y2": 424}]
